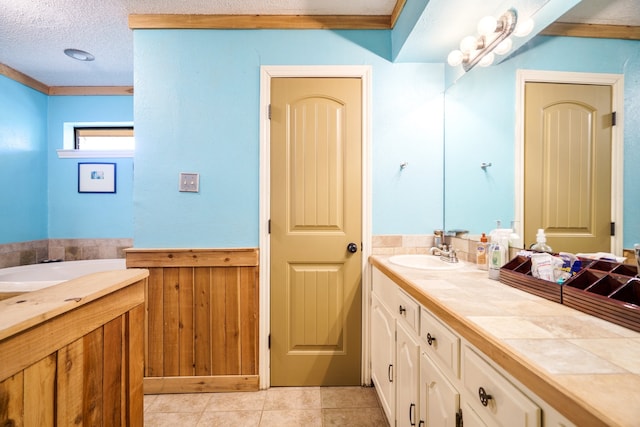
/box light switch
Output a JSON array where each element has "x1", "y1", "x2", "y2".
[{"x1": 179, "y1": 173, "x2": 199, "y2": 192}]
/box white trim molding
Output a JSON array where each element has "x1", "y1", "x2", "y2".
[
  {"x1": 57, "y1": 149, "x2": 134, "y2": 158},
  {"x1": 515, "y1": 69, "x2": 624, "y2": 255},
  {"x1": 259, "y1": 65, "x2": 373, "y2": 389}
]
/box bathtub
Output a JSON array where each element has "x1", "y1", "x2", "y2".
[{"x1": 0, "y1": 259, "x2": 126, "y2": 294}]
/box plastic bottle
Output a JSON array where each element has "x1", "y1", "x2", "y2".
[
  {"x1": 509, "y1": 220, "x2": 522, "y2": 249},
  {"x1": 476, "y1": 233, "x2": 488, "y2": 270},
  {"x1": 488, "y1": 230, "x2": 509, "y2": 280},
  {"x1": 531, "y1": 228, "x2": 553, "y2": 253}
]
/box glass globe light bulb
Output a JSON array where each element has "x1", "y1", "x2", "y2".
[
  {"x1": 494, "y1": 38, "x2": 512, "y2": 55},
  {"x1": 478, "y1": 52, "x2": 495, "y2": 67},
  {"x1": 447, "y1": 50, "x2": 465, "y2": 67},
  {"x1": 460, "y1": 36, "x2": 478, "y2": 54},
  {"x1": 513, "y1": 18, "x2": 534, "y2": 37},
  {"x1": 477, "y1": 16, "x2": 498, "y2": 36}
]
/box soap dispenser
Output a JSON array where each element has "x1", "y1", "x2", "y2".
[
  {"x1": 531, "y1": 229, "x2": 553, "y2": 253},
  {"x1": 476, "y1": 233, "x2": 488, "y2": 270}
]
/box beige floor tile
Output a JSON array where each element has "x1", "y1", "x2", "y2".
[
  {"x1": 263, "y1": 387, "x2": 321, "y2": 410},
  {"x1": 321, "y1": 387, "x2": 380, "y2": 409},
  {"x1": 205, "y1": 390, "x2": 267, "y2": 411},
  {"x1": 323, "y1": 407, "x2": 389, "y2": 426},
  {"x1": 259, "y1": 409, "x2": 323, "y2": 426},
  {"x1": 144, "y1": 412, "x2": 202, "y2": 427},
  {"x1": 146, "y1": 393, "x2": 212, "y2": 413},
  {"x1": 197, "y1": 410, "x2": 262, "y2": 426}
]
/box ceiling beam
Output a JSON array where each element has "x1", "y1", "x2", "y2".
[
  {"x1": 541, "y1": 22, "x2": 640, "y2": 40},
  {"x1": 128, "y1": 14, "x2": 392, "y2": 30}
]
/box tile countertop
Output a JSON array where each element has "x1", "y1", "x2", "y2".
[{"x1": 370, "y1": 255, "x2": 640, "y2": 427}]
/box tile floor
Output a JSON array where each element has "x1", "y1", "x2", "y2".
[{"x1": 144, "y1": 386, "x2": 389, "y2": 426}]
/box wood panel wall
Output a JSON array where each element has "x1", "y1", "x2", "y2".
[
  {"x1": 0, "y1": 276, "x2": 146, "y2": 426},
  {"x1": 125, "y1": 248, "x2": 259, "y2": 394}
]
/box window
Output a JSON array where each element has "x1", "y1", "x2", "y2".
[{"x1": 75, "y1": 127, "x2": 134, "y2": 150}]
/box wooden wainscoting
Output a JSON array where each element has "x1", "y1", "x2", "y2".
[{"x1": 125, "y1": 248, "x2": 259, "y2": 394}]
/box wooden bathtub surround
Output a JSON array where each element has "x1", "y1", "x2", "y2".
[
  {"x1": 125, "y1": 248, "x2": 260, "y2": 394},
  {"x1": 0, "y1": 269, "x2": 148, "y2": 426}
]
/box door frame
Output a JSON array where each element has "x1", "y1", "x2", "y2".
[
  {"x1": 259, "y1": 65, "x2": 373, "y2": 389},
  {"x1": 515, "y1": 69, "x2": 624, "y2": 255}
]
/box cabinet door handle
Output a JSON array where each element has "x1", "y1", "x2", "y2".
[
  {"x1": 388, "y1": 364, "x2": 393, "y2": 382},
  {"x1": 418, "y1": 421, "x2": 424, "y2": 427},
  {"x1": 426, "y1": 332, "x2": 436, "y2": 346},
  {"x1": 399, "y1": 305, "x2": 406, "y2": 315},
  {"x1": 409, "y1": 403, "x2": 416, "y2": 426},
  {"x1": 478, "y1": 386, "x2": 493, "y2": 407}
]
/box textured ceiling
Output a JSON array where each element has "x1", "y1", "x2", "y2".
[{"x1": 0, "y1": 0, "x2": 637, "y2": 88}]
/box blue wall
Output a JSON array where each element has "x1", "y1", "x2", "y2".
[
  {"x1": 133, "y1": 29, "x2": 445, "y2": 248},
  {"x1": 0, "y1": 75, "x2": 48, "y2": 244},
  {"x1": 444, "y1": 36, "x2": 640, "y2": 248},
  {"x1": 0, "y1": 77, "x2": 133, "y2": 244},
  {"x1": 47, "y1": 96, "x2": 134, "y2": 238}
]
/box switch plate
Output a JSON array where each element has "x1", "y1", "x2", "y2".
[{"x1": 179, "y1": 173, "x2": 199, "y2": 192}]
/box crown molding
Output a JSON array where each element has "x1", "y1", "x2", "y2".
[
  {"x1": 49, "y1": 86, "x2": 134, "y2": 96},
  {"x1": 129, "y1": 14, "x2": 391, "y2": 29},
  {"x1": 0, "y1": 63, "x2": 49, "y2": 94},
  {"x1": 0, "y1": 63, "x2": 133, "y2": 96},
  {"x1": 541, "y1": 22, "x2": 640, "y2": 40}
]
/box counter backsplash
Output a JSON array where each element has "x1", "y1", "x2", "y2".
[
  {"x1": 373, "y1": 234, "x2": 638, "y2": 266},
  {"x1": 372, "y1": 234, "x2": 521, "y2": 264}
]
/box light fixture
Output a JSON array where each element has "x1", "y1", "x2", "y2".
[
  {"x1": 64, "y1": 48, "x2": 95, "y2": 62},
  {"x1": 447, "y1": 8, "x2": 519, "y2": 72}
]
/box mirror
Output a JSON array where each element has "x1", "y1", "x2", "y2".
[{"x1": 443, "y1": 35, "x2": 639, "y2": 252}]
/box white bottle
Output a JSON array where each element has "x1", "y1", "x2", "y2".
[
  {"x1": 531, "y1": 229, "x2": 553, "y2": 253},
  {"x1": 488, "y1": 230, "x2": 508, "y2": 280}
]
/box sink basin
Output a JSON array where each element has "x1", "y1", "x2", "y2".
[{"x1": 388, "y1": 254, "x2": 463, "y2": 270}]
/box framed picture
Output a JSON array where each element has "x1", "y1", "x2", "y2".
[{"x1": 78, "y1": 162, "x2": 116, "y2": 193}]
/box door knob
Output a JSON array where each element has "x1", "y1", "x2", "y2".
[{"x1": 347, "y1": 242, "x2": 358, "y2": 253}]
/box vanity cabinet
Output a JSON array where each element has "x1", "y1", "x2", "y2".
[
  {"x1": 371, "y1": 266, "x2": 554, "y2": 427},
  {"x1": 420, "y1": 350, "x2": 460, "y2": 427}
]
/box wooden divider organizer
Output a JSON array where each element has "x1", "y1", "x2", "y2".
[
  {"x1": 499, "y1": 255, "x2": 563, "y2": 303},
  {"x1": 501, "y1": 256, "x2": 640, "y2": 332},
  {"x1": 562, "y1": 259, "x2": 640, "y2": 333}
]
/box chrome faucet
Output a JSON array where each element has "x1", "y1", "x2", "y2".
[
  {"x1": 439, "y1": 247, "x2": 458, "y2": 263},
  {"x1": 430, "y1": 244, "x2": 458, "y2": 263}
]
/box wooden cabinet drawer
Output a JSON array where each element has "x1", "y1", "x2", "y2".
[
  {"x1": 462, "y1": 346, "x2": 541, "y2": 427},
  {"x1": 420, "y1": 308, "x2": 460, "y2": 378},
  {"x1": 372, "y1": 267, "x2": 397, "y2": 312},
  {"x1": 397, "y1": 288, "x2": 419, "y2": 333}
]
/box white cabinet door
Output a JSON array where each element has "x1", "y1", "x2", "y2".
[
  {"x1": 371, "y1": 294, "x2": 396, "y2": 423},
  {"x1": 461, "y1": 400, "x2": 489, "y2": 427},
  {"x1": 420, "y1": 351, "x2": 460, "y2": 427},
  {"x1": 397, "y1": 321, "x2": 420, "y2": 427}
]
